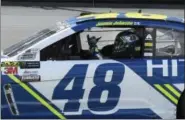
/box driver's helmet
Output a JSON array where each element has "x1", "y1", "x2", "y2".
[{"x1": 113, "y1": 29, "x2": 140, "y2": 55}]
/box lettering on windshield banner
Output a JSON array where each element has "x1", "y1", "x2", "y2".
[{"x1": 96, "y1": 21, "x2": 140, "y2": 26}]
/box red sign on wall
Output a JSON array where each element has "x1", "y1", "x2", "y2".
[{"x1": 4, "y1": 67, "x2": 18, "y2": 75}]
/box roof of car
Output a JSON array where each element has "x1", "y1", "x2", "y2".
[{"x1": 67, "y1": 12, "x2": 184, "y2": 24}]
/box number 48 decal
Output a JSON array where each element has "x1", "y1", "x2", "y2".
[{"x1": 52, "y1": 63, "x2": 125, "y2": 112}]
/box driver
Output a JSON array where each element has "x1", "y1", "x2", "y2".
[{"x1": 112, "y1": 29, "x2": 141, "y2": 58}]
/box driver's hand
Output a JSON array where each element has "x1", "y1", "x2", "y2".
[{"x1": 87, "y1": 34, "x2": 103, "y2": 59}]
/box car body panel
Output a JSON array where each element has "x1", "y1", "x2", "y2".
[{"x1": 1, "y1": 12, "x2": 184, "y2": 119}]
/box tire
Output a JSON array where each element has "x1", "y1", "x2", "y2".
[{"x1": 176, "y1": 90, "x2": 185, "y2": 119}]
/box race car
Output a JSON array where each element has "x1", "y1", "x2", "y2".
[{"x1": 1, "y1": 11, "x2": 184, "y2": 119}]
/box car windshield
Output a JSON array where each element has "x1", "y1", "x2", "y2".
[{"x1": 3, "y1": 21, "x2": 70, "y2": 57}]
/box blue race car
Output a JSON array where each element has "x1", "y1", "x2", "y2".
[{"x1": 1, "y1": 11, "x2": 184, "y2": 119}]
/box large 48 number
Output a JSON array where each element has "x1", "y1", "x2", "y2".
[{"x1": 52, "y1": 63, "x2": 125, "y2": 112}]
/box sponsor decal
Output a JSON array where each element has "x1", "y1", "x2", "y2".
[
  {"x1": 1, "y1": 62, "x2": 20, "y2": 67},
  {"x1": 21, "y1": 70, "x2": 40, "y2": 82},
  {"x1": 146, "y1": 59, "x2": 184, "y2": 77},
  {"x1": 1, "y1": 62, "x2": 20, "y2": 75},
  {"x1": 3, "y1": 66, "x2": 18, "y2": 75},
  {"x1": 20, "y1": 61, "x2": 40, "y2": 69},
  {"x1": 144, "y1": 42, "x2": 153, "y2": 47},
  {"x1": 145, "y1": 34, "x2": 153, "y2": 41},
  {"x1": 18, "y1": 53, "x2": 36, "y2": 60},
  {"x1": 144, "y1": 52, "x2": 153, "y2": 56},
  {"x1": 1, "y1": 61, "x2": 40, "y2": 69},
  {"x1": 18, "y1": 49, "x2": 39, "y2": 60},
  {"x1": 4, "y1": 84, "x2": 19, "y2": 115},
  {"x1": 144, "y1": 48, "x2": 153, "y2": 51},
  {"x1": 135, "y1": 46, "x2": 141, "y2": 51},
  {"x1": 25, "y1": 48, "x2": 39, "y2": 53}
]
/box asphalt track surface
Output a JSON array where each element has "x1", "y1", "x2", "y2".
[{"x1": 1, "y1": 6, "x2": 184, "y2": 50}]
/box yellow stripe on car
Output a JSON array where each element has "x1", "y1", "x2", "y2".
[
  {"x1": 95, "y1": 13, "x2": 119, "y2": 19},
  {"x1": 154, "y1": 84, "x2": 178, "y2": 105},
  {"x1": 125, "y1": 12, "x2": 167, "y2": 20},
  {"x1": 78, "y1": 12, "x2": 168, "y2": 21},
  {"x1": 78, "y1": 13, "x2": 119, "y2": 19},
  {"x1": 7, "y1": 74, "x2": 66, "y2": 120},
  {"x1": 164, "y1": 84, "x2": 181, "y2": 98}
]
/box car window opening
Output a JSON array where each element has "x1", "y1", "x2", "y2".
[{"x1": 40, "y1": 26, "x2": 184, "y2": 61}]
